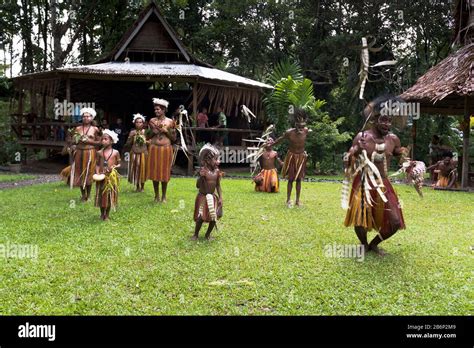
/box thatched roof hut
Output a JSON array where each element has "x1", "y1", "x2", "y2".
[
  {"x1": 400, "y1": 0, "x2": 474, "y2": 188},
  {"x1": 400, "y1": 43, "x2": 473, "y2": 115},
  {"x1": 10, "y1": 1, "x2": 272, "y2": 173}
]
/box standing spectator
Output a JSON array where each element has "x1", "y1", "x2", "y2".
[
  {"x1": 197, "y1": 107, "x2": 209, "y2": 128},
  {"x1": 110, "y1": 118, "x2": 127, "y2": 154},
  {"x1": 428, "y1": 135, "x2": 442, "y2": 183},
  {"x1": 197, "y1": 107, "x2": 209, "y2": 142},
  {"x1": 100, "y1": 118, "x2": 109, "y2": 131},
  {"x1": 215, "y1": 105, "x2": 228, "y2": 146},
  {"x1": 56, "y1": 115, "x2": 66, "y2": 141}
]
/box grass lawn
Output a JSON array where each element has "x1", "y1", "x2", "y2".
[
  {"x1": 225, "y1": 170, "x2": 346, "y2": 181},
  {"x1": 0, "y1": 177, "x2": 472, "y2": 315},
  {"x1": 0, "y1": 173, "x2": 35, "y2": 183}
]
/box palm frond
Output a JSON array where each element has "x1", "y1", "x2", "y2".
[{"x1": 266, "y1": 59, "x2": 303, "y2": 86}]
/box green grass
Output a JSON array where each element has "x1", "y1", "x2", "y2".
[
  {"x1": 225, "y1": 170, "x2": 346, "y2": 181},
  {"x1": 0, "y1": 177, "x2": 472, "y2": 315},
  {"x1": 0, "y1": 173, "x2": 35, "y2": 183}
]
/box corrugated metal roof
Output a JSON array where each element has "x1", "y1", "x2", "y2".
[{"x1": 58, "y1": 62, "x2": 273, "y2": 89}]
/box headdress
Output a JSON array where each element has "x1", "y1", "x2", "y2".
[
  {"x1": 133, "y1": 113, "x2": 146, "y2": 123},
  {"x1": 199, "y1": 143, "x2": 219, "y2": 166},
  {"x1": 362, "y1": 95, "x2": 407, "y2": 129},
  {"x1": 265, "y1": 137, "x2": 275, "y2": 146},
  {"x1": 152, "y1": 98, "x2": 169, "y2": 108},
  {"x1": 102, "y1": 129, "x2": 119, "y2": 144},
  {"x1": 292, "y1": 107, "x2": 308, "y2": 125},
  {"x1": 80, "y1": 107, "x2": 97, "y2": 119}
]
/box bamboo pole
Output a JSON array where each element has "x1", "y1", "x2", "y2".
[{"x1": 461, "y1": 96, "x2": 471, "y2": 188}]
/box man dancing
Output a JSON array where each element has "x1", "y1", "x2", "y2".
[
  {"x1": 343, "y1": 96, "x2": 408, "y2": 256},
  {"x1": 273, "y1": 108, "x2": 310, "y2": 207},
  {"x1": 146, "y1": 98, "x2": 176, "y2": 203}
]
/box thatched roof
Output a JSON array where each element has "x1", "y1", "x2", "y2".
[{"x1": 400, "y1": 42, "x2": 474, "y2": 114}]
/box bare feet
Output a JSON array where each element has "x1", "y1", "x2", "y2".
[{"x1": 370, "y1": 245, "x2": 386, "y2": 257}]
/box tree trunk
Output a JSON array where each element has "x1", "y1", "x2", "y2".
[
  {"x1": 20, "y1": 0, "x2": 34, "y2": 73},
  {"x1": 51, "y1": 0, "x2": 63, "y2": 69}
]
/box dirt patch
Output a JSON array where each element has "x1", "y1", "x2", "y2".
[{"x1": 0, "y1": 174, "x2": 61, "y2": 190}]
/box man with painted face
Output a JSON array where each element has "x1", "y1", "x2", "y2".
[
  {"x1": 273, "y1": 108, "x2": 310, "y2": 207},
  {"x1": 343, "y1": 96, "x2": 409, "y2": 256}
]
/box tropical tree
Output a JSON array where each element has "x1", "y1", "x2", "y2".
[{"x1": 264, "y1": 60, "x2": 351, "y2": 173}]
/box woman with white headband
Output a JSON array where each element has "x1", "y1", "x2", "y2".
[
  {"x1": 146, "y1": 98, "x2": 177, "y2": 203},
  {"x1": 68, "y1": 107, "x2": 101, "y2": 202},
  {"x1": 125, "y1": 113, "x2": 148, "y2": 192}
]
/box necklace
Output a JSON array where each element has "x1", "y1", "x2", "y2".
[
  {"x1": 103, "y1": 148, "x2": 113, "y2": 168},
  {"x1": 372, "y1": 138, "x2": 388, "y2": 174},
  {"x1": 82, "y1": 124, "x2": 92, "y2": 136},
  {"x1": 264, "y1": 151, "x2": 273, "y2": 159}
]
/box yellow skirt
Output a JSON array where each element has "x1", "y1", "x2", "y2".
[
  {"x1": 255, "y1": 168, "x2": 279, "y2": 192},
  {"x1": 128, "y1": 152, "x2": 147, "y2": 185}
]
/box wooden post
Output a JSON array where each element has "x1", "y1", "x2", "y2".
[
  {"x1": 411, "y1": 118, "x2": 417, "y2": 159},
  {"x1": 66, "y1": 77, "x2": 71, "y2": 122},
  {"x1": 193, "y1": 81, "x2": 198, "y2": 120},
  {"x1": 187, "y1": 81, "x2": 198, "y2": 175},
  {"x1": 461, "y1": 96, "x2": 471, "y2": 188},
  {"x1": 18, "y1": 91, "x2": 24, "y2": 139},
  {"x1": 18, "y1": 90, "x2": 23, "y2": 114}
]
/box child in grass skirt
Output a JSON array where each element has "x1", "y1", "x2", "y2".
[
  {"x1": 95, "y1": 129, "x2": 121, "y2": 221},
  {"x1": 125, "y1": 113, "x2": 148, "y2": 192},
  {"x1": 191, "y1": 144, "x2": 223, "y2": 241}
]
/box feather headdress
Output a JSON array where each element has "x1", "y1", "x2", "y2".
[
  {"x1": 199, "y1": 143, "x2": 220, "y2": 166},
  {"x1": 152, "y1": 98, "x2": 169, "y2": 108},
  {"x1": 102, "y1": 129, "x2": 119, "y2": 144},
  {"x1": 80, "y1": 107, "x2": 97, "y2": 118},
  {"x1": 132, "y1": 113, "x2": 146, "y2": 123}
]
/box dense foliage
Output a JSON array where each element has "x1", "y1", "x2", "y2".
[{"x1": 0, "y1": 0, "x2": 463, "y2": 170}]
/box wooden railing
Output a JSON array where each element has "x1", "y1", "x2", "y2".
[{"x1": 10, "y1": 114, "x2": 265, "y2": 150}]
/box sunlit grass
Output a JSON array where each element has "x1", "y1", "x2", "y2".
[{"x1": 0, "y1": 177, "x2": 472, "y2": 315}]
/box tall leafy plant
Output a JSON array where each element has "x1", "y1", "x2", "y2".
[{"x1": 264, "y1": 60, "x2": 350, "y2": 173}]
